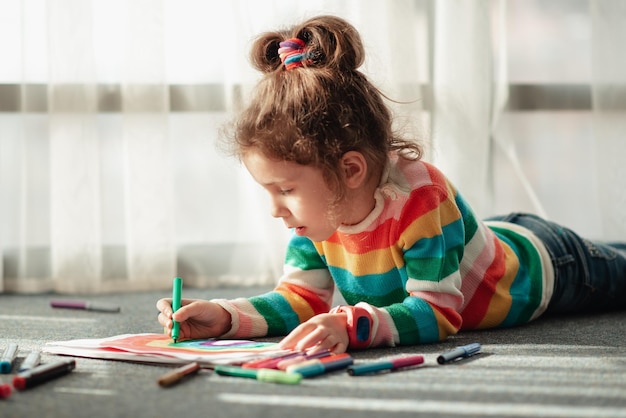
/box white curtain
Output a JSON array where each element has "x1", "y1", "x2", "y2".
[
  {"x1": 1, "y1": 0, "x2": 625, "y2": 294},
  {"x1": 590, "y1": 0, "x2": 626, "y2": 240}
]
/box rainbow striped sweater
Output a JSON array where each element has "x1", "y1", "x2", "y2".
[{"x1": 215, "y1": 154, "x2": 554, "y2": 346}]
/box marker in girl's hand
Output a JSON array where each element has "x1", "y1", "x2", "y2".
[{"x1": 171, "y1": 277, "x2": 183, "y2": 343}]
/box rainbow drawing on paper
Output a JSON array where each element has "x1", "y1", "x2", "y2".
[
  {"x1": 44, "y1": 333, "x2": 287, "y2": 365},
  {"x1": 108, "y1": 333, "x2": 278, "y2": 355}
]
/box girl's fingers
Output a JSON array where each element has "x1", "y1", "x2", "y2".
[
  {"x1": 329, "y1": 341, "x2": 348, "y2": 354},
  {"x1": 294, "y1": 328, "x2": 327, "y2": 352},
  {"x1": 279, "y1": 322, "x2": 313, "y2": 349},
  {"x1": 156, "y1": 298, "x2": 194, "y2": 315},
  {"x1": 171, "y1": 301, "x2": 198, "y2": 322},
  {"x1": 156, "y1": 298, "x2": 173, "y2": 317},
  {"x1": 157, "y1": 312, "x2": 173, "y2": 330}
]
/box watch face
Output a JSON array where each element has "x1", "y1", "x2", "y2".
[{"x1": 355, "y1": 316, "x2": 372, "y2": 342}]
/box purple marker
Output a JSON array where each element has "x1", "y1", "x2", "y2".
[{"x1": 50, "y1": 299, "x2": 120, "y2": 313}]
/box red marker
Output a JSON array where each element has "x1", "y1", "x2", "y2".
[
  {"x1": 241, "y1": 352, "x2": 300, "y2": 369},
  {"x1": 0, "y1": 383, "x2": 11, "y2": 399},
  {"x1": 276, "y1": 350, "x2": 332, "y2": 370}
]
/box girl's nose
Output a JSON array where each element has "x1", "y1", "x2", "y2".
[{"x1": 270, "y1": 199, "x2": 289, "y2": 218}]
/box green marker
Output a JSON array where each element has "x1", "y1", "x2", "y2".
[
  {"x1": 171, "y1": 277, "x2": 183, "y2": 343},
  {"x1": 214, "y1": 365, "x2": 302, "y2": 385}
]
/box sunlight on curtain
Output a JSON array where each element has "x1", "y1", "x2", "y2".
[
  {"x1": 430, "y1": 0, "x2": 506, "y2": 217},
  {"x1": 0, "y1": 0, "x2": 427, "y2": 293},
  {"x1": 590, "y1": 0, "x2": 626, "y2": 240},
  {"x1": 1, "y1": 0, "x2": 625, "y2": 294},
  {"x1": 48, "y1": 0, "x2": 104, "y2": 291}
]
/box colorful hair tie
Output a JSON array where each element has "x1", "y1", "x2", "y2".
[{"x1": 278, "y1": 38, "x2": 311, "y2": 70}]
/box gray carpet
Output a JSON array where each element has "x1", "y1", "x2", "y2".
[{"x1": 1, "y1": 286, "x2": 625, "y2": 418}]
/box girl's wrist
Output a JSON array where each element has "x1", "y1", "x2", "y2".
[{"x1": 329, "y1": 305, "x2": 372, "y2": 349}]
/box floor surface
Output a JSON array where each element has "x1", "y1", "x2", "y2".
[{"x1": 1, "y1": 286, "x2": 625, "y2": 418}]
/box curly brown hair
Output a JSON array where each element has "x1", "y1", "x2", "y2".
[{"x1": 225, "y1": 15, "x2": 423, "y2": 198}]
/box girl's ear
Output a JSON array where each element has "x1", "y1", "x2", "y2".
[{"x1": 340, "y1": 151, "x2": 368, "y2": 189}]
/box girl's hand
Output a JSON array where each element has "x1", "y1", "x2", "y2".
[
  {"x1": 156, "y1": 298, "x2": 232, "y2": 341},
  {"x1": 278, "y1": 313, "x2": 349, "y2": 354}
]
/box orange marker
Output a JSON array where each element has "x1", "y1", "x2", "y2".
[{"x1": 157, "y1": 362, "x2": 200, "y2": 387}]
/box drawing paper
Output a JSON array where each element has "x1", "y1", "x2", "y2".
[{"x1": 43, "y1": 333, "x2": 288, "y2": 366}]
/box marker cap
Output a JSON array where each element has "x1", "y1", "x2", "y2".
[
  {"x1": 12, "y1": 376, "x2": 27, "y2": 391},
  {"x1": 0, "y1": 344, "x2": 18, "y2": 374},
  {"x1": 0, "y1": 383, "x2": 11, "y2": 399},
  {"x1": 256, "y1": 369, "x2": 302, "y2": 385},
  {"x1": 0, "y1": 361, "x2": 12, "y2": 374},
  {"x1": 214, "y1": 365, "x2": 302, "y2": 385}
]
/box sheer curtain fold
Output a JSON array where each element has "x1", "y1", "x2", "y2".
[
  {"x1": 48, "y1": 0, "x2": 103, "y2": 291},
  {"x1": 430, "y1": 1, "x2": 501, "y2": 218},
  {"x1": 590, "y1": 1, "x2": 626, "y2": 240},
  {"x1": 46, "y1": 0, "x2": 175, "y2": 292},
  {"x1": 122, "y1": 0, "x2": 176, "y2": 288}
]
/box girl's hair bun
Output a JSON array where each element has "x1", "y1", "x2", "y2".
[
  {"x1": 250, "y1": 31, "x2": 288, "y2": 73},
  {"x1": 250, "y1": 15, "x2": 364, "y2": 73}
]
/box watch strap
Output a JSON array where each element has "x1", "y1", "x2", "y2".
[{"x1": 330, "y1": 305, "x2": 372, "y2": 349}]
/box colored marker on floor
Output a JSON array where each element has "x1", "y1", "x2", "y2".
[
  {"x1": 0, "y1": 344, "x2": 18, "y2": 374},
  {"x1": 437, "y1": 343, "x2": 481, "y2": 364},
  {"x1": 286, "y1": 353, "x2": 353, "y2": 378},
  {"x1": 0, "y1": 383, "x2": 11, "y2": 399},
  {"x1": 50, "y1": 300, "x2": 120, "y2": 313},
  {"x1": 157, "y1": 362, "x2": 200, "y2": 387},
  {"x1": 214, "y1": 365, "x2": 302, "y2": 385},
  {"x1": 19, "y1": 351, "x2": 41, "y2": 373},
  {"x1": 347, "y1": 354, "x2": 424, "y2": 376},
  {"x1": 13, "y1": 358, "x2": 76, "y2": 390},
  {"x1": 276, "y1": 349, "x2": 332, "y2": 370}
]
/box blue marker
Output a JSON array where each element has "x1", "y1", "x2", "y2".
[
  {"x1": 0, "y1": 344, "x2": 18, "y2": 374},
  {"x1": 437, "y1": 342, "x2": 481, "y2": 364}
]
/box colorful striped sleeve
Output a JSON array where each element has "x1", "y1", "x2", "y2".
[{"x1": 213, "y1": 234, "x2": 334, "y2": 339}]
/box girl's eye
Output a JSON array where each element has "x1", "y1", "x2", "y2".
[{"x1": 279, "y1": 189, "x2": 293, "y2": 196}]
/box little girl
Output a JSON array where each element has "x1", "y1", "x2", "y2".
[{"x1": 157, "y1": 15, "x2": 626, "y2": 353}]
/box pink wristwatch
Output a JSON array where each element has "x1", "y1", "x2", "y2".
[{"x1": 330, "y1": 305, "x2": 372, "y2": 349}]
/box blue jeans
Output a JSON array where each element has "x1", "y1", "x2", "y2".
[{"x1": 486, "y1": 213, "x2": 626, "y2": 314}]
